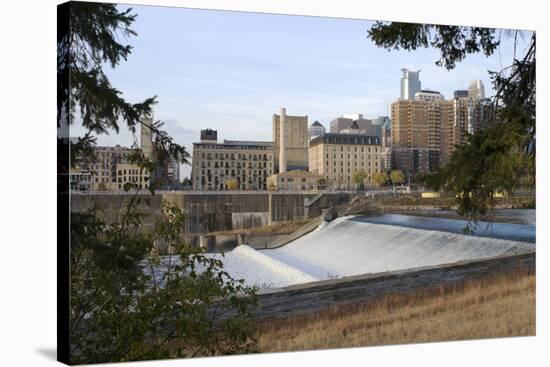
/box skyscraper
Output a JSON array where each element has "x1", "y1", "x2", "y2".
[
  {"x1": 400, "y1": 68, "x2": 422, "y2": 100},
  {"x1": 140, "y1": 116, "x2": 154, "y2": 160},
  {"x1": 468, "y1": 80, "x2": 486, "y2": 99}
]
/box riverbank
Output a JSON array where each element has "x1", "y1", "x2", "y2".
[{"x1": 257, "y1": 268, "x2": 535, "y2": 352}]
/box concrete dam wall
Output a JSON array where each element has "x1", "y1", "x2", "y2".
[
  {"x1": 70, "y1": 194, "x2": 164, "y2": 233},
  {"x1": 71, "y1": 191, "x2": 348, "y2": 236},
  {"x1": 162, "y1": 192, "x2": 344, "y2": 234}
]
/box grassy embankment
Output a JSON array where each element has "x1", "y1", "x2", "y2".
[{"x1": 257, "y1": 269, "x2": 535, "y2": 352}]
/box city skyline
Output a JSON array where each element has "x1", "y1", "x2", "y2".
[{"x1": 70, "y1": 4, "x2": 532, "y2": 178}]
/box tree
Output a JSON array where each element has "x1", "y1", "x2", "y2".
[
  {"x1": 70, "y1": 200, "x2": 258, "y2": 363},
  {"x1": 373, "y1": 171, "x2": 389, "y2": 186},
  {"x1": 225, "y1": 179, "x2": 239, "y2": 190},
  {"x1": 181, "y1": 177, "x2": 192, "y2": 188},
  {"x1": 352, "y1": 169, "x2": 367, "y2": 190},
  {"x1": 390, "y1": 170, "x2": 406, "y2": 186},
  {"x1": 368, "y1": 23, "x2": 535, "y2": 223},
  {"x1": 60, "y1": 3, "x2": 258, "y2": 363},
  {"x1": 58, "y1": 2, "x2": 189, "y2": 178}
]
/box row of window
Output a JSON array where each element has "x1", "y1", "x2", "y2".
[
  {"x1": 325, "y1": 160, "x2": 378, "y2": 167},
  {"x1": 198, "y1": 152, "x2": 272, "y2": 160},
  {"x1": 280, "y1": 177, "x2": 308, "y2": 183},
  {"x1": 199, "y1": 161, "x2": 272, "y2": 169},
  {"x1": 199, "y1": 169, "x2": 271, "y2": 176},
  {"x1": 324, "y1": 146, "x2": 379, "y2": 153},
  {"x1": 327, "y1": 154, "x2": 376, "y2": 160},
  {"x1": 118, "y1": 169, "x2": 140, "y2": 175},
  {"x1": 330, "y1": 167, "x2": 376, "y2": 174}
]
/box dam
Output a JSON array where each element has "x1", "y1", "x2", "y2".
[{"x1": 201, "y1": 213, "x2": 535, "y2": 289}]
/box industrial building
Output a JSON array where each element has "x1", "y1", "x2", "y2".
[
  {"x1": 191, "y1": 129, "x2": 274, "y2": 191},
  {"x1": 272, "y1": 109, "x2": 309, "y2": 172},
  {"x1": 309, "y1": 133, "x2": 382, "y2": 189}
]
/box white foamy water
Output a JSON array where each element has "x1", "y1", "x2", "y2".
[
  {"x1": 210, "y1": 245, "x2": 319, "y2": 288},
  {"x1": 261, "y1": 215, "x2": 534, "y2": 282},
  {"x1": 156, "y1": 214, "x2": 535, "y2": 289}
]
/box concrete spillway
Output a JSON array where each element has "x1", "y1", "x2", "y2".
[{"x1": 211, "y1": 214, "x2": 535, "y2": 289}]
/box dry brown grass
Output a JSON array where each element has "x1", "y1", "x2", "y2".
[
  {"x1": 209, "y1": 218, "x2": 314, "y2": 236},
  {"x1": 257, "y1": 270, "x2": 535, "y2": 352}
]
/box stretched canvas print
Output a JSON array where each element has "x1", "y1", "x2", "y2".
[{"x1": 57, "y1": 1, "x2": 536, "y2": 364}]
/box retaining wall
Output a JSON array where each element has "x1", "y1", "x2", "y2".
[
  {"x1": 232, "y1": 212, "x2": 270, "y2": 229},
  {"x1": 72, "y1": 191, "x2": 350, "y2": 235},
  {"x1": 254, "y1": 252, "x2": 535, "y2": 319}
]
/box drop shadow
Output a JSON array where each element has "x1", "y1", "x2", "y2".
[{"x1": 36, "y1": 348, "x2": 57, "y2": 361}]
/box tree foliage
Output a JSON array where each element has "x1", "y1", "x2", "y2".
[
  {"x1": 390, "y1": 170, "x2": 406, "y2": 186},
  {"x1": 368, "y1": 23, "x2": 535, "y2": 222},
  {"x1": 58, "y1": 2, "x2": 189, "y2": 171},
  {"x1": 62, "y1": 4, "x2": 258, "y2": 363},
  {"x1": 368, "y1": 22, "x2": 500, "y2": 70},
  {"x1": 351, "y1": 169, "x2": 367, "y2": 190},
  {"x1": 373, "y1": 171, "x2": 389, "y2": 186},
  {"x1": 225, "y1": 179, "x2": 239, "y2": 190},
  {"x1": 70, "y1": 199, "x2": 258, "y2": 364}
]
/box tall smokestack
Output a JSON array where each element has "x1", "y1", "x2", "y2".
[{"x1": 279, "y1": 107, "x2": 287, "y2": 173}]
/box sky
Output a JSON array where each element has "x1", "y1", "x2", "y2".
[{"x1": 71, "y1": 4, "x2": 532, "y2": 178}]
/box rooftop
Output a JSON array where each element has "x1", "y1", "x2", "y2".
[
  {"x1": 223, "y1": 140, "x2": 273, "y2": 147},
  {"x1": 311, "y1": 121, "x2": 324, "y2": 127}
]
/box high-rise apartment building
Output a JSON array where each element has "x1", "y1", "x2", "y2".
[
  {"x1": 414, "y1": 90, "x2": 444, "y2": 101},
  {"x1": 441, "y1": 93, "x2": 492, "y2": 164},
  {"x1": 391, "y1": 90, "x2": 492, "y2": 172},
  {"x1": 400, "y1": 68, "x2": 422, "y2": 100},
  {"x1": 191, "y1": 130, "x2": 274, "y2": 190},
  {"x1": 391, "y1": 99, "x2": 454, "y2": 174},
  {"x1": 272, "y1": 109, "x2": 308, "y2": 172},
  {"x1": 309, "y1": 133, "x2": 381, "y2": 189}
]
